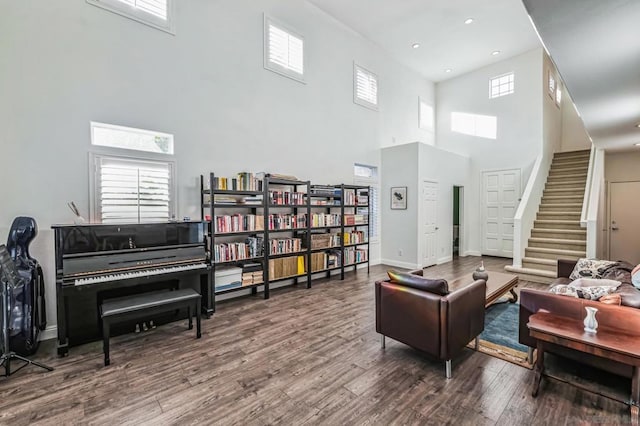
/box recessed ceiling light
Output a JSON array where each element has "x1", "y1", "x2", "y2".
[
  {"x1": 445, "y1": 68, "x2": 452, "y2": 73},
  {"x1": 464, "y1": 18, "x2": 474, "y2": 24},
  {"x1": 491, "y1": 50, "x2": 501, "y2": 56},
  {"x1": 412, "y1": 43, "x2": 420, "y2": 49},
  {"x1": 635, "y1": 123, "x2": 640, "y2": 128}
]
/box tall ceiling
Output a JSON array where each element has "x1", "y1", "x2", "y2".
[
  {"x1": 308, "y1": 0, "x2": 541, "y2": 82},
  {"x1": 523, "y1": 0, "x2": 640, "y2": 152}
]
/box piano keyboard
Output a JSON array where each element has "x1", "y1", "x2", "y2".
[{"x1": 73, "y1": 263, "x2": 208, "y2": 286}]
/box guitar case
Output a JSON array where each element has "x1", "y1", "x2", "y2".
[{"x1": 5, "y1": 217, "x2": 46, "y2": 356}]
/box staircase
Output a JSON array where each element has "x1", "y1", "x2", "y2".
[{"x1": 506, "y1": 150, "x2": 591, "y2": 283}]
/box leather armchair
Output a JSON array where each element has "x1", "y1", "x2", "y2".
[{"x1": 375, "y1": 270, "x2": 486, "y2": 378}]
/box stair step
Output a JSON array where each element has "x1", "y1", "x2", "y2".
[
  {"x1": 525, "y1": 247, "x2": 585, "y2": 261},
  {"x1": 549, "y1": 167, "x2": 589, "y2": 176},
  {"x1": 553, "y1": 150, "x2": 591, "y2": 159},
  {"x1": 534, "y1": 220, "x2": 583, "y2": 230},
  {"x1": 522, "y1": 257, "x2": 558, "y2": 272},
  {"x1": 551, "y1": 158, "x2": 590, "y2": 167},
  {"x1": 543, "y1": 189, "x2": 586, "y2": 197},
  {"x1": 546, "y1": 173, "x2": 587, "y2": 182},
  {"x1": 504, "y1": 265, "x2": 557, "y2": 284},
  {"x1": 537, "y1": 212, "x2": 581, "y2": 221},
  {"x1": 528, "y1": 237, "x2": 586, "y2": 250},
  {"x1": 546, "y1": 179, "x2": 586, "y2": 186},
  {"x1": 531, "y1": 228, "x2": 586, "y2": 240},
  {"x1": 539, "y1": 203, "x2": 583, "y2": 212},
  {"x1": 542, "y1": 195, "x2": 584, "y2": 202}
]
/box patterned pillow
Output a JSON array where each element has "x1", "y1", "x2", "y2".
[
  {"x1": 569, "y1": 258, "x2": 618, "y2": 280},
  {"x1": 550, "y1": 280, "x2": 619, "y2": 301},
  {"x1": 549, "y1": 285, "x2": 579, "y2": 298}
]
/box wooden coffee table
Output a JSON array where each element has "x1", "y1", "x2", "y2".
[
  {"x1": 528, "y1": 312, "x2": 640, "y2": 425},
  {"x1": 448, "y1": 270, "x2": 519, "y2": 306}
]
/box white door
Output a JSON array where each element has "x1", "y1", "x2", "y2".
[
  {"x1": 609, "y1": 181, "x2": 640, "y2": 264},
  {"x1": 422, "y1": 181, "x2": 438, "y2": 267},
  {"x1": 482, "y1": 169, "x2": 521, "y2": 258}
]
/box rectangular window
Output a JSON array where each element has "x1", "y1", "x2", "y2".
[
  {"x1": 548, "y1": 71, "x2": 556, "y2": 98},
  {"x1": 354, "y1": 64, "x2": 378, "y2": 110},
  {"x1": 354, "y1": 164, "x2": 379, "y2": 241},
  {"x1": 264, "y1": 16, "x2": 305, "y2": 83},
  {"x1": 489, "y1": 72, "x2": 514, "y2": 99},
  {"x1": 451, "y1": 112, "x2": 497, "y2": 139},
  {"x1": 87, "y1": 0, "x2": 174, "y2": 34},
  {"x1": 91, "y1": 122, "x2": 174, "y2": 155},
  {"x1": 91, "y1": 154, "x2": 176, "y2": 223},
  {"x1": 555, "y1": 87, "x2": 562, "y2": 107},
  {"x1": 419, "y1": 98, "x2": 434, "y2": 130}
]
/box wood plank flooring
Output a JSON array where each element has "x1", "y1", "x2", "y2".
[{"x1": 0, "y1": 256, "x2": 630, "y2": 425}]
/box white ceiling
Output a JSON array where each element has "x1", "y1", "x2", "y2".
[
  {"x1": 308, "y1": 0, "x2": 541, "y2": 82},
  {"x1": 523, "y1": 0, "x2": 640, "y2": 152}
]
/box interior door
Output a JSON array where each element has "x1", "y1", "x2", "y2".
[
  {"x1": 609, "y1": 181, "x2": 640, "y2": 264},
  {"x1": 482, "y1": 169, "x2": 521, "y2": 258},
  {"x1": 422, "y1": 181, "x2": 438, "y2": 267}
]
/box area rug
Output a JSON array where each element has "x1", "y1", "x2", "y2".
[{"x1": 472, "y1": 302, "x2": 533, "y2": 369}]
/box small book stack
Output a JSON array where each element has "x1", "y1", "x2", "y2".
[{"x1": 241, "y1": 262, "x2": 263, "y2": 286}]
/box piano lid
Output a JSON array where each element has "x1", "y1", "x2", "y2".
[{"x1": 52, "y1": 222, "x2": 205, "y2": 255}]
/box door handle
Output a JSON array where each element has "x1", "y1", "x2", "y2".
[
  {"x1": 435, "y1": 227, "x2": 439, "y2": 230},
  {"x1": 611, "y1": 226, "x2": 619, "y2": 231}
]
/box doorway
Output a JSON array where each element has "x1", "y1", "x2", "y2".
[
  {"x1": 453, "y1": 186, "x2": 463, "y2": 257},
  {"x1": 422, "y1": 180, "x2": 438, "y2": 268},
  {"x1": 609, "y1": 181, "x2": 640, "y2": 264},
  {"x1": 481, "y1": 169, "x2": 521, "y2": 258}
]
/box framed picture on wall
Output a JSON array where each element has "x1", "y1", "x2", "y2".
[{"x1": 390, "y1": 186, "x2": 407, "y2": 210}]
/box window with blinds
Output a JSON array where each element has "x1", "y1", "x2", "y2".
[
  {"x1": 87, "y1": 0, "x2": 174, "y2": 34},
  {"x1": 354, "y1": 64, "x2": 378, "y2": 110},
  {"x1": 264, "y1": 16, "x2": 305, "y2": 83},
  {"x1": 91, "y1": 155, "x2": 176, "y2": 224},
  {"x1": 354, "y1": 164, "x2": 380, "y2": 241}
]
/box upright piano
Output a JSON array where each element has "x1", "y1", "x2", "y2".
[{"x1": 52, "y1": 221, "x2": 212, "y2": 357}]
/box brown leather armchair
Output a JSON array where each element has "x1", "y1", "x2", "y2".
[{"x1": 375, "y1": 270, "x2": 486, "y2": 378}]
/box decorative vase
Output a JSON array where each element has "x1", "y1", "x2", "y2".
[
  {"x1": 583, "y1": 306, "x2": 598, "y2": 333},
  {"x1": 472, "y1": 261, "x2": 489, "y2": 282}
]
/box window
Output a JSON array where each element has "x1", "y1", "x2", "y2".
[
  {"x1": 91, "y1": 154, "x2": 176, "y2": 223},
  {"x1": 548, "y1": 71, "x2": 556, "y2": 98},
  {"x1": 354, "y1": 64, "x2": 378, "y2": 110},
  {"x1": 354, "y1": 164, "x2": 379, "y2": 241},
  {"x1": 419, "y1": 98, "x2": 434, "y2": 130},
  {"x1": 264, "y1": 16, "x2": 305, "y2": 83},
  {"x1": 489, "y1": 72, "x2": 514, "y2": 99},
  {"x1": 87, "y1": 0, "x2": 174, "y2": 34},
  {"x1": 451, "y1": 112, "x2": 497, "y2": 139},
  {"x1": 555, "y1": 87, "x2": 562, "y2": 107},
  {"x1": 91, "y1": 122, "x2": 174, "y2": 155}
]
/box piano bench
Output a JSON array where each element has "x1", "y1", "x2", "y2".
[{"x1": 100, "y1": 288, "x2": 202, "y2": 366}]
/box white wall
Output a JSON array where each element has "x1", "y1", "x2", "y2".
[
  {"x1": 436, "y1": 48, "x2": 544, "y2": 255},
  {"x1": 560, "y1": 91, "x2": 591, "y2": 152},
  {"x1": 0, "y1": 0, "x2": 435, "y2": 335},
  {"x1": 381, "y1": 142, "x2": 470, "y2": 268}
]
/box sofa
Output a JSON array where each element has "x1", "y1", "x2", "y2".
[
  {"x1": 375, "y1": 269, "x2": 486, "y2": 378},
  {"x1": 519, "y1": 259, "x2": 640, "y2": 377}
]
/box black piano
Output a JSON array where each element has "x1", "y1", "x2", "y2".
[{"x1": 52, "y1": 221, "x2": 212, "y2": 357}]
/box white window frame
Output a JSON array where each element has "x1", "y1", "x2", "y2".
[
  {"x1": 419, "y1": 97, "x2": 434, "y2": 131},
  {"x1": 87, "y1": 0, "x2": 176, "y2": 34},
  {"x1": 353, "y1": 63, "x2": 379, "y2": 111},
  {"x1": 548, "y1": 70, "x2": 556, "y2": 99},
  {"x1": 263, "y1": 15, "x2": 306, "y2": 84},
  {"x1": 555, "y1": 86, "x2": 562, "y2": 107},
  {"x1": 89, "y1": 153, "x2": 177, "y2": 224},
  {"x1": 90, "y1": 121, "x2": 175, "y2": 155},
  {"x1": 489, "y1": 72, "x2": 515, "y2": 99},
  {"x1": 354, "y1": 164, "x2": 380, "y2": 243}
]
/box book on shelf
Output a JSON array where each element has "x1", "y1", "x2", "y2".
[
  {"x1": 343, "y1": 230, "x2": 367, "y2": 245},
  {"x1": 268, "y1": 256, "x2": 304, "y2": 280},
  {"x1": 268, "y1": 213, "x2": 307, "y2": 230},
  {"x1": 213, "y1": 236, "x2": 264, "y2": 263},
  {"x1": 269, "y1": 190, "x2": 306, "y2": 205},
  {"x1": 310, "y1": 213, "x2": 341, "y2": 227},
  {"x1": 343, "y1": 247, "x2": 368, "y2": 265},
  {"x1": 212, "y1": 173, "x2": 263, "y2": 192},
  {"x1": 215, "y1": 214, "x2": 264, "y2": 233},
  {"x1": 310, "y1": 233, "x2": 340, "y2": 249},
  {"x1": 343, "y1": 214, "x2": 367, "y2": 226},
  {"x1": 262, "y1": 172, "x2": 299, "y2": 181},
  {"x1": 269, "y1": 238, "x2": 303, "y2": 255}
]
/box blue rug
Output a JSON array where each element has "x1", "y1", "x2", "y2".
[{"x1": 479, "y1": 302, "x2": 528, "y2": 352}]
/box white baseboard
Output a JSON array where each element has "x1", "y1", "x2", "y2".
[
  {"x1": 462, "y1": 251, "x2": 482, "y2": 257},
  {"x1": 437, "y1": 256, "x2": 453, "y2": 265},
  {"x1": 40, "y1": 325, "x2": 57, "y2": 342},
  {"x1": 380, "y1": 259, "x2": 420, "y2": 270}
]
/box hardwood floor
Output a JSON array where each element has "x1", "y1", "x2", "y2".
[{"x1": 0, "y1": 256, "x2": 629, "y2": 425}]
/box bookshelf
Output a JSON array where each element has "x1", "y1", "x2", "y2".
[{"x1": 200, "y1": 173, "x2": 370, "y2": 312}]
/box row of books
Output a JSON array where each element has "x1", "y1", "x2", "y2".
[
  {"x1": 242, "y1": 270, "x2": 264, "y2": 286},
  {"x1": 214, "y1": 214, "x2": 264, "y2": 233},
  {"x1": 343, "y1": 190, "x2": 368, "y2": 205},
  {"x1": 213, "y1": 237, "x2": 264, "y2": 263},
  {"x1": 343, "y1": 230, "x2": 367, "y2": 245},
  {"x1": 268, "y1": 213, "x2": 307, "y2": 230},
  {"x1": 309, "y1": 185, "x2": 342, "y2": 197},
  {"x1": 268, "y1": 256, "x2": 305, "y2": 280},
  {"x1": 310, "y1": 233, "x2": 341, "y2": 249},
  {"x1": 311, "y1": 213, "x2": 341, "y2": 227},
  {"x1": 269, "y1": 191, "x2": 306, "y2": 205},
  {"x1": 212, "y1": 173, "x2": 263, "y2": 192},
  {"x1": 343, "y1": 247, "x2": 368, "y2": 265},
  {"x1": 344, "y1": 214, "x2": 367, "y2": 226},
  {"x1": 269, "y1": 238, "x2": 303, "y2": 255}
]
